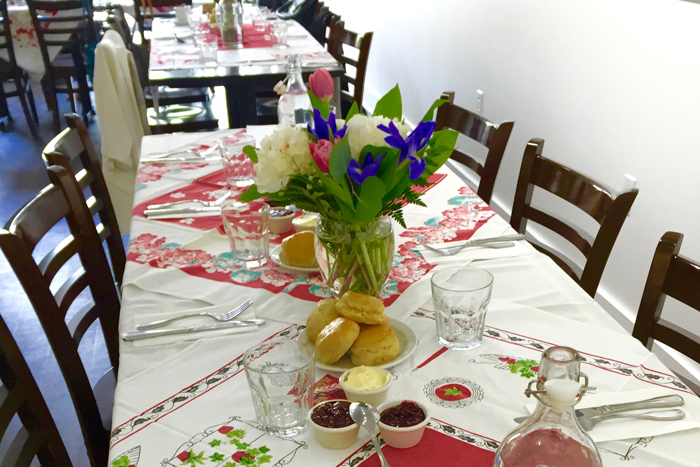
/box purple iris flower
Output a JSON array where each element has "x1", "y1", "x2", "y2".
[
  {"x1": 347, "y1": 152, "x2": 385, "y2": 185},
  {"x1": 378, "y1": 120, "x2": 436, "y2": 180},
  {"x1": 307, "y1": 108, "x2": 347, "y2": 141}
]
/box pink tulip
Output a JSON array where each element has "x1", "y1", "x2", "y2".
[
  {"x1": 309, "y1": 68, "x2": 334, "y2": 102},
  {"x1": 309, "y1": 139, "x2": 334, "y2": 173}
]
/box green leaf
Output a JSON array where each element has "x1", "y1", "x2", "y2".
[
  {"x1": 345, "y1": 101, "x2": 360, "y2": 121},
  {"x1": 257, "y1": 454, "x2": 273, "y2": 464},
  {"x1": 243, "y1": 145, "x2": 258, "y2": 163},
  {"x1": 444, "y1": 387, "x2": 463, "y2": 396},
  {"x1": 110, "y1": 456, "x2": 131, "y2": 467},
  {"x1": 259, "y1": 446, "x2": 270, "y2": 454},
  {"x1": 372, "y1": 85, "x2": 402, "y2": 120},
  {"x1": 355, "y1": 177, "x2": 385, "y2": 222},
  {"x1": 239, "y1": 184, "x2": 263, "y2": 202},
  {"x1": 307, "y1": 89, "x2": 330, "y2": 119},
  {"x1": 421, "y1": 129, "x2": 458, "y2": 180},
  {"x1": 209, "y1": 439, "x2": 221, "y2": 447},
  {"x1": 317, "y1": 171, "x2": 353, "y2": 209},
  {"x1": 227, "y1": 428, "x2": 246, "y2": 439},
  {"x1": 209, "y1": 453, "x2": 225, "y2": 462},
  {"x1": 421, "y1": 98, "x2": 449, "y2": 122},
  {"x1": 328, "y1": 137, "x2": 352, "y2": 181}
]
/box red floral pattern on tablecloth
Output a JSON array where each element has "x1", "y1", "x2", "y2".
[
  {"x1": 127, "y1": 181, "x2": 496, "y2": 305},
  {"x1": 136, "y1": 161, "x2": 211, "y2": 184}
]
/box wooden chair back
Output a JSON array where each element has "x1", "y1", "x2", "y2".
[
  {"x1": 326, "y1": 18, "x2": 372, "y2": 114},
  {"x1": 308, "y1": 4, "x2": 337, "y2": 46},
  {"x1": 632, "y1": 231, "x2": 700, "y2": 394},
  {"x1": 0, "y1": 312, "x2": 73, "y2": 466},
  {"x1": 0, "y1": 0, "x2": 19, "y2": 69},
  {"x1": 435, "y1": 91, "x2": 514, "y2": 204},
  {"x1": 0, "y1": 166, "x2": 121, "y2": 467},
  {"x1": 510, "y1": 138, "x2": 638, "y2": 297},
  {"x1": 43, "y1": 113, "x2": 126, "y2": 289},
  {"x1": 26, "y1": 0, "x2": 94, "y2": 71}
]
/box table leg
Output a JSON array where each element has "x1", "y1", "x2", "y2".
[{"x1": 225, "y1": 83, "x2": 257, "y2": 129}]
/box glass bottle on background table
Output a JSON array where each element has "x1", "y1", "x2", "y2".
[
  {"x1": 277, "y1": 55, "x2": 311, "y2": 125},
  {"x1": 494, "y1": 346, "x2": 602, "y2": 467},
  {"x1": 219, "y1": 0, "x2": 243, "y2": 48}
]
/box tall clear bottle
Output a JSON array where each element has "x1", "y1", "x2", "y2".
[
  {"x1": 219, "y1": 0, "x2": 243, "y2": 48},
  {"x1": 277, "y1": 55, "x2": 312, "y2": 125},
  {"x1": 494, "y1": 346, "x2": 603, "y2": 467}
]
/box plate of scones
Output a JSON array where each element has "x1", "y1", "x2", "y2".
[{"x1": 301, "y1": 291, "x2": 418, "y2": 371}]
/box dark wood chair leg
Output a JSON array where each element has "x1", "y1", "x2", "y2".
[{"x1": 15, "y1": 77, "x2": 40, "y2": 138}]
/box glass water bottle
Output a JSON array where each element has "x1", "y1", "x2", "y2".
[
  {"x1": 494, "y1": 346, "x2": 603, "y2": 467},
  {"x1": 219, "y1": 0, "x2": 243, "y2": 48},
  {"x1": 277, "y1": 55, "x2": 311, "y2": 125}
]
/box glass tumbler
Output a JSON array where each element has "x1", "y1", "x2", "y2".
[
  {"x1": 430, "y1": 266, "x2": 494, "y2": 349},
  {"x1": 218, "y1": 134, "x2": 256, "y2": 188},
  {"x1": 221, "y1": 201, "x2": 270, "y2": 268},
  {"x1": 243, "y1": 339, "x2": 315, "y2": 437}
]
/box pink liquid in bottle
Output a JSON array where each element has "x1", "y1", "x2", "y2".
[{"x1": 498, "y1": 429, "x2": 601, "y2": 467}]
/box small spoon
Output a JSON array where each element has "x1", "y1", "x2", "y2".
[{"x1": 349, "y1": 402, "x2": 391, "y2": 467}]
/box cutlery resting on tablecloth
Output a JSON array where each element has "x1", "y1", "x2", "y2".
[{"x1": 122, "y1": 319, "x2": 265, "y2": 341}]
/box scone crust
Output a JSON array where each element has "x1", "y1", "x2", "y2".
[
  {"x1": 349, "y1": 324, "x2": 399, "y2": 366},
  {"x1": 315, "y1": 317, "x2": 361, "y2": 364},
  {"x1": 280, "y1": 231, "x2": 317, "y2": 268},
  {"x1": 336, "y1": 291, "x2": 387, "y2": 325},
  {"x1": 306, "y1": 298, "x2": 340, "y2": 343}
]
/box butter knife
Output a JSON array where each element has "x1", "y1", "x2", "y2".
[
  {"x1": 144, "y1": 206, "x2": 222, "y2": 217},
  {"x1": 513, "y1": 394, "x2": 684, "y2": 424},
  {"x1": 122, "y1": 319, "x2": 265, "y2": 341},
  {"x1": 141, "y1": 157, "x2": 219, "y2": 164}
]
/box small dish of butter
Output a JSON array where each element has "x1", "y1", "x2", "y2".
[{"x1": 339, "y1": 366, "x2": 391, "y2": 407}]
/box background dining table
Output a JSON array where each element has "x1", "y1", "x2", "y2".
[
  {"x1": 109, "y1": 126, "x2": 700, "y2": 467},
  {"x1": 148, "y1": 17, "x2": 344, "y2": 128}
]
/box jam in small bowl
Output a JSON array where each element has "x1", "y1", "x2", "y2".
[
  {"x1": 308, "y1": 399, "x2": 360, "y2": 449},
  {"x1": 376, "y1": 399, "x2": 430, "y2": 449},
  {"x1": 268, "y1": 207, "x2": 295, "y2": 234}
]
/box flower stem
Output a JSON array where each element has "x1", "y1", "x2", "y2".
[{"x1": 358, "y1": 237, "x2": 379, "y2": 293}]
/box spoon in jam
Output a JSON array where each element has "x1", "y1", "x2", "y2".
[{"x1": 350, "y1": 402, "x2": 391, "y2": 467}]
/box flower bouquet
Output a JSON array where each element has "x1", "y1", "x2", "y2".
[{"x1": 241, "y1": 69, "x2": 458, "y2": 297}]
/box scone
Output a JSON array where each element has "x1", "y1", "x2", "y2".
[
  {"x1": 280, "y1": 231, "x2": 317, "y2": 268},
  {"x1": 315, "y1": 317, "x2": 361, "y2": 365},
  {"x1": 349, "y1": 324, "x2": 400, "y2": 366},
  {"x1": 336, "y1": 291, "x2": 388, "y2": 325},
  {"x1": 306, "y1": 298, "x2": 340, "y2": 342}
]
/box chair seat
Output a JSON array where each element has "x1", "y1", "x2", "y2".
[{"x1": 95, "y1": 368, "x2": 116, "y2": 431}]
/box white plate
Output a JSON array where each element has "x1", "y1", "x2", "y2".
[
  {"x1": 298, "y1": 318, "x2": 418, "y2": 372},
  {"x1": 270, "y1": 244, "x2": 319, "y2": 272}
]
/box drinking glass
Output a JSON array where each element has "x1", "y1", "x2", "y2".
[
  {"x1": 187, "y1": 6, "x2": 203, "y2": 33},
  {"x1": 431, "y1": 266, "x2": 494, "y2": 349},
  {"x1": 244, "y1": 339, "x2": 315, "y2": 437},
  {"x1": 273, "y1": 20, "x2": 288, "y2": 47},
  {"x1": 218, "y1": 134, "x2": 256, "y2": 187},
  {"x1": 221, "y1": 201, "x2": 270, "y2": 268},
  {"x1": 196, "y1": 33, "x2": 218, "y2": 65}
]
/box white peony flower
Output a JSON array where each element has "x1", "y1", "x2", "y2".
[
  {"x1": 345, "y1": 115, "x2": 411, "y2": 160},
  {"x1": 254, "y1": 125, "x2": 313, "y2": 193}
]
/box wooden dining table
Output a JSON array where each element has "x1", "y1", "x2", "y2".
[
  {"x1": 148, "y1": 16, "x2": 344, "y2": 128},
  {"x1": 108, "y1": 126, "x2": 700, "y2": 467}
]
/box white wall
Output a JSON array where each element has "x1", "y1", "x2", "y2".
[{"x1": 324, "y1": 0, "x2": 700, "y2": 371}]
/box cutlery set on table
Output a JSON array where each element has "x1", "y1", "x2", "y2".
[
  {"x1": 143, "y1": 190, "x2": 232, "y2": 219},
  {"x1": 140, "y1": 144, "x2": 220, "y2": 164},
  {"x1": 122, "y1": 298, "x2": 263, "y2": 341}
]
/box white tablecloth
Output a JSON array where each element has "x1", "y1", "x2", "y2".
[{"x1": 108, "y1": 128, "x2": 700, "y2": 467}]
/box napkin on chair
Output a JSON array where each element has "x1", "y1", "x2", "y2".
[
  {"x1": 525, "y1": 387, "x2": 700, "y2": 442},
  {"x1": 129, "y1": 302, "x2": 259, "y2": 348}
]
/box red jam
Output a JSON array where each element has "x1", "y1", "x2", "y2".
[
  {"x1": 270, "y1": 208, "x2": 293, "y2": 217},
  {"x1": 311, "y1": 401, "x2": 354, "y2": 428},
  {"x1": 380, "y1": 400, "x2": 426, "y2": 427}
]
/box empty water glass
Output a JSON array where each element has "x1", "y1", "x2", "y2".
[
  {"x1": 431, "y1": 266, "x2": 494, "y2": 350},
  {"x1": 221, "y1": 201, "x2": 270, "y2": 268},
  {"x1": 196, "y1": 33, "x2": 218, "y2": 65},
  {"x1": 273, "y1": 20, "x2": 288, "y2": 47},
  {"x1": 218, "y1": 134, "x2": 256, "y2": 187}
]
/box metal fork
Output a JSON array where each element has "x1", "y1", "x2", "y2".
[
  {"x1": 421, "y1": 234, "x2": 525, "y2": 256},
  {"x1": 578, "y1": 409, "x2": 685, "y2": 431},
  {"x1": 135, "y1": 298, "x2": 253, "y2": 330},
  {"x1": 147, "y1": 190, "x2": 232, "y2": 210}
]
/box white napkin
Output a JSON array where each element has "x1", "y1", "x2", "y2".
[
  {"x1": 525, "y1": 387, "x2": 700, "y2": 442},
  {"x1": 218, "y1": 49, "x2": 277, "y2": 65},
  {"x1": 129, "y1": 303, "x2": 259, "y2": 347},
  {"x1": 420, "y1": 220, "x2": 529, "y2": 265}
]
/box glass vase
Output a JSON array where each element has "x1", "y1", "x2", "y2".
[{"x1": 315, "y1": 217, "x2": 395, "y2": 297}]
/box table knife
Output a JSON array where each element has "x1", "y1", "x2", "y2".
[
  {"x1": 513, "y1": 394, "x2": 685, "y2": 424},
  {"x1": 122, "y1": 319, "x2": 265, "y2": 341},
  {"x1": 141, "y1": 157, "x2": 219, "y2": 164},
  {"x1": 144, "y1": 206, "x2": 222, "y2": 217}
]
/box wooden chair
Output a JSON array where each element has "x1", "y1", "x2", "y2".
[
  {"x1": 0, "y1": 166, "x2": 122, "y2": 467},
  {"x1": 434, "y1": 91, "x2": 514, "y2": 205},
  {"x1": 133, "y1": 0, "x2": 191, "y2": 38},
  {"x1": 26, "y1": 0, "x2": 96, "y2": 133},
  {"x1": 632, "y1": 232, "x2": 700, "y2": 395},
  {"x1": 276, "y1": 0, "x2": 318, "y2": 29},
  {"x1": 326, "y1": 18, "x2": 372, "y2": 116},
  {"x1": 510, "y1": 138, "x2": 638, "y2": 298},
  {"x1": 307, "y1": 3, "x2": 337, "y2": 46},
  {"x1": 0, "y1": 311, "x2": 73, "y2": 466},
  {"x1": 43, "y1": 113, "x2": 126, "y2": 289},
  {"x1": 0, "y1": 0, "x2": 39, "y2": 138}
]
